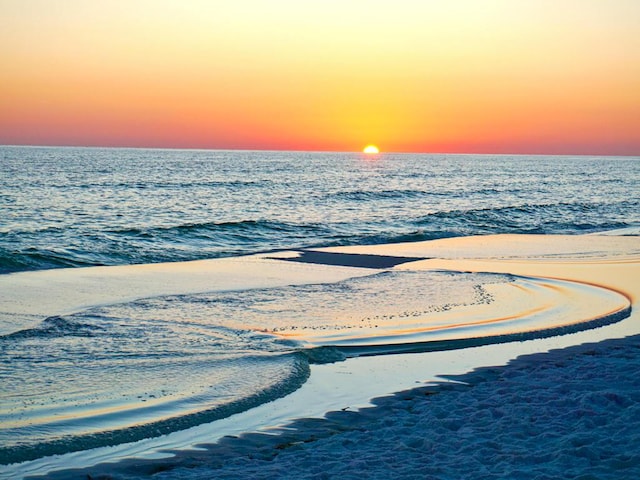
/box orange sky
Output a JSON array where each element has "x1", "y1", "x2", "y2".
[{"x1": 1, "y1": 0, "x2": 639, "y2": 154}]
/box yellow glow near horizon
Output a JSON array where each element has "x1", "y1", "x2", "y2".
[
  {"x1": 363, "y1": 145, "x2": 380, "y2": 154},
  {"x1": 0, "y1": 0, "x2": 638, "y2": 154}
]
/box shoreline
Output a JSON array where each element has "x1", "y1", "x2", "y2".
[
  {"x1": 2, "y1": 233, "x2": 639, "y2": 479},
  {"x1": 36, "y1": 334, "x2": 640, "y2": 480}
]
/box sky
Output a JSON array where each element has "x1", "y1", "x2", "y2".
[{"x1": 1, "y1": 0, "x2": 639, "y2": 154}]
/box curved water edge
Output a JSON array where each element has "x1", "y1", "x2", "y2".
[
  {"x1": 0, "y1": 353, "x2": 310, "y2": 465},
  {"x1": 0, "y1": 265, "x2": 632, "y2": 467},
  {"x1": 301, "y1": 273, "x2": 632, "y2": 359},
  {"x1": 305, "y1": 276, "x2": 632, "y2": 349},
  {"x1": 313, "y1": 303, "x2": 631, "y2": 360}
]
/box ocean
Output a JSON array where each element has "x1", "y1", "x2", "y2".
[
  {"x1": 2, "y1": 147, "x2": 637, "y2": 273},
  {"x1": 1, "y1": 146, "x2": 638, "y2": 466}
]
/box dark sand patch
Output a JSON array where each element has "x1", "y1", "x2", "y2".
[{"x1": 276, "y1": 250, "x2": 427, "y2": 269}]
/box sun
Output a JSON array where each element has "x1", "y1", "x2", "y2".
[{"x1": 363, "y1": 145, "x2": 380, "y2": 154}]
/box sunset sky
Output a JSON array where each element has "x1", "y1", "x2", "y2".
[{"x1": 1, "y1": 0, "x2": 639, "y2": 154}]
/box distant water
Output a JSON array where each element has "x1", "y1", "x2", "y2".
[
  {"x1": 0, "y1": 147, "x2": 638, "y2": 466},
  {"x1": 1, "y1": 147, "x2": 637, "y2": 273}
]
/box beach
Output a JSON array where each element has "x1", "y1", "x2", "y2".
[
  {"x1": 2, "y1": 232, "x2": 639, "y2": 479},
  {"x1": 2, "y1": 0, "x2": 639, "y2": 476}
]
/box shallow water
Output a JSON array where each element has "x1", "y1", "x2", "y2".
[
  {"x1": 0, "y1": 270, "x2": 492, "y2": 462},
  {"x1": 0, "y1": 267, "x2": 630, "y2": 465}
]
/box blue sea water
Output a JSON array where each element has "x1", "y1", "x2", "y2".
[
  {"x1": 0, "y1": 146, "x2": 638, "y2": 466},
  {"x1": 2, "y1": 147, "x2": 637, "y2": 273}
]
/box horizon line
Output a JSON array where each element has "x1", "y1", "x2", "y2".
[{"x1": 0, "y1": 143, "x2": 638, "y2": 158}]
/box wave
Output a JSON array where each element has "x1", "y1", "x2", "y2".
[
  {"x1": 321, "y1": 230, "x2": 464, "y2": 248},
  {"x1": 7, "y1": 179, "x2": 271, "y2": 191},
  {"x1": 327, "y1": 187, "x2": 525, "y2": 202},
  {"x1": 0, "y1": 315, "x2": 105, "y2": 340},
  {"x1": 413, "y1": 201, "x2": 636, "y2": 235},
  {"x1": 0, "y1": 247, "x2": 101, "y2": 273},
  {"x1": 329, "y1": 189, "x2": 437, "y2": 201},
  {"x1": 1, "y1": 195, "x2": 636, "y2": 274},
  {"x1": 110, "y1": 219, "x2": 327, "y2": 239},
  {"x1": 0, "y1": 221, "x2": 331, "y2": 273}
]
